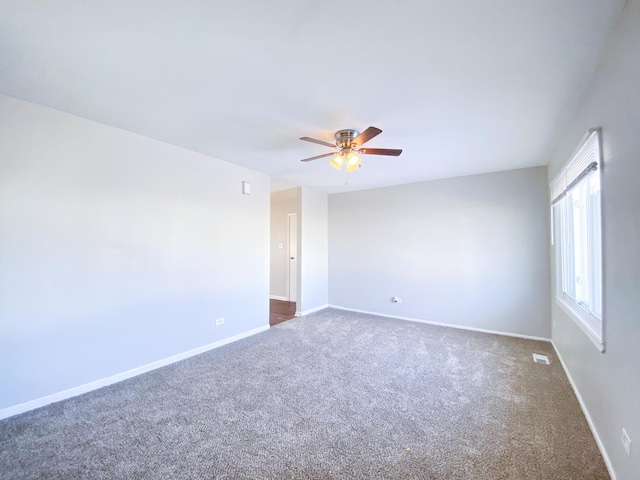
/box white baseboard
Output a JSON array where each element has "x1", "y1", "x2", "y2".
[
  {"x1": 295, "y1": 303, "x2": 329, "y2": 317},
  {"x1": 328, "y1": 305, "x2": 551, "y2": 342},
  {"x1": 551, "y1": 341, "x2": 616, "y2": 480},
  {"x1": 269, "y1": 295, "x2": 289, "y2": 301},
  {"x1": 0, "y1": 324, "x2": 270, "y2": 421}
]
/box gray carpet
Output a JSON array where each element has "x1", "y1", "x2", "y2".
[{"x1": 0, "y1": 309, "x2": 608, "y2": 479}]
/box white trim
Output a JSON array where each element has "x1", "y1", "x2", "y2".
[
  {"x1": 551, "y1": 341, "x2": 616, "y2": 480},
  {"x1": 555, "y1": 297, "x2": 605, "y2": 352},
  {"x1": 269, "y1": 295, "x2": 288, "y2": 301},
  {"x1": 0, "y1": 325, "x2": 270, "y2": 421},
  {"x1": 295, "y1": 304, "x2": 329, "y2": 317},
  {"x1": 328, "y1": 305, "x2": 551, "y2": 342}
]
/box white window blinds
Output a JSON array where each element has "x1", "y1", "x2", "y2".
[{"x1": 551, "y1": 129, "x2": 601, "y2": 204}]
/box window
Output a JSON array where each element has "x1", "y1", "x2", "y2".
[{"x1": 551, "y1": 129, "x2": 604, "y2": 351}]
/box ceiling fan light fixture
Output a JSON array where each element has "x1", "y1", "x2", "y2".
[
  {"x1": 330, "y1": 154, "x2": 344, "y2": 170},
  {"x1": 346, "y1": 152, "x2": 361, "y2": 172}
]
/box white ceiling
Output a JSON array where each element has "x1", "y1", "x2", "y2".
[{"x1": 0, "y1": 1, "x2": 625, "y2": 193}]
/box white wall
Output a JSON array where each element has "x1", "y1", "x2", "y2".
[
  {"x1": 548, "y1": 2, "x2": 640, "y2": 478},
  {"x1": 0, "y1": 95, "x2": 270, "y2": 410},
  {"x1": 297, "y1": 187, "x2": 328, "y2": 315},
  {"x1": 269, "y1": 188, "x2": 298, "y2": 300},
  {"x1": 328, "y1": 167, "x2": 550, "y2": 338}
]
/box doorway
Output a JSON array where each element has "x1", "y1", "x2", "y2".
[
  {"x1": 287, "y1": 213, "x2": 297, "y2": 303},
  {"x1": 269, "y1": 213, "x2": 297, "y2": 326},
  {"x1": 269, "y1": 188, "x2": 298, "y2": 326}
]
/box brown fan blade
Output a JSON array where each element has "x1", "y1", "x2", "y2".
[
  {"x1": 353, "y1": 126, "x2": 382, "y2": 147},
  {"x1": 300, "y1": 152, "x2": 336, "y2": 162},
  {"x1": 300, "y1": 136, "x2": 336, "y2": 148},
  {"x1": 359, "y1": 148, "x2": 402, "y2": 156}
]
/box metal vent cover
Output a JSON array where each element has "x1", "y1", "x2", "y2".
[{"x1": 532, "y1": 353, "x2": 550, "y2": 365}]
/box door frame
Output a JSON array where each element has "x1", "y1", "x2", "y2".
[{"x1": 287, "y1": 213, "x2": 297, "y2": 302}]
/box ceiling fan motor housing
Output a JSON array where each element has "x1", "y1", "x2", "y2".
[{"x1": 335, "y1": 129, "x2": 360, "y2": 149}]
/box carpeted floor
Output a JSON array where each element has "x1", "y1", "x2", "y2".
[{"x1": 0, "y1": 309, "x2": 608, "y2": 479}]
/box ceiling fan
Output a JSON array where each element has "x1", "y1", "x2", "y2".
[{"x1": 299, "y1": 126, "x2": 402, "y2": 172}]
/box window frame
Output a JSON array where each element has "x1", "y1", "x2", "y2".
[{"x1": 551, "y1": 128, "x2": 605, "y2": 352}]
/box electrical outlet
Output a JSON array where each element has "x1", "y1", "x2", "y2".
[
  {"x1": 215, "y1": 317, "x2": 224, "y2": 326},
  {"x1": 392, "y1": 296, "x2": 402, "y2": 303},
  {"x1": 622, "y1": 428, "x2": 632, "y2": 456}
]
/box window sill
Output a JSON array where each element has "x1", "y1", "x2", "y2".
[{"x1": 556, "y1": 296, "x2": 605, "y2": 353}]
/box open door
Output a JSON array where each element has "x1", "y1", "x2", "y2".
[{"x1": 288, "y1": 213, "x2": 297, "y2": 302}]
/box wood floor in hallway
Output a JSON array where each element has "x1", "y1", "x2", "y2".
[{"x1": 269, "y1": 299, "x2": 296, "y2": 326}]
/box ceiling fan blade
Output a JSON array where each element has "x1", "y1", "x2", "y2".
[
  {"x1": 359, "y1": 148, "x2": 403, "y2": 156},
  {"x1": 300, "y1": 152, "x2": 336, "y2": 162},
  {"x1": 300, "y1": 136, "x2": 336, "y2": 148},
  {"x1": 353, "y1": 126, "x2": 382, "y2": 147}
]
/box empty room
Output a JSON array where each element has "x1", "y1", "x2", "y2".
[{"x1": 1, "y1": 1, "x2": 639, "y2": 479}]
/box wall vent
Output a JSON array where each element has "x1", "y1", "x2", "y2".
[{"x1": 532, "y1": 353, "x2": 550, "y2": 365}]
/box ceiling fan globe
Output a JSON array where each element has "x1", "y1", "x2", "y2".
[
  {"x1": 346, "y1": 152, "x2": 361, "y2": 172},
  {"x1": 330, "y1": 154, "x2": 344, "y2": 171}
]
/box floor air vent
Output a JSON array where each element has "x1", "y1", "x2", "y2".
[{"x1": 532, "y1": 353, "x2": 550, "y2": 365}]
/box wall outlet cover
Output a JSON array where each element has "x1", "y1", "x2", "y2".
[{"x1": 215, "y1": 317, "x2": 225, "y2": 326}]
